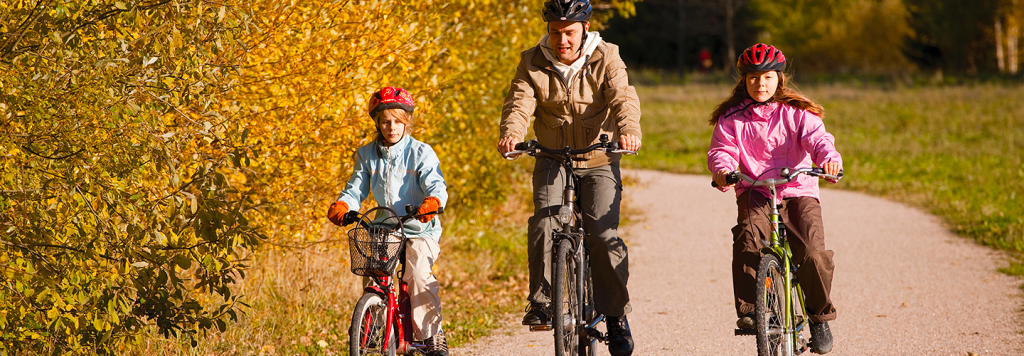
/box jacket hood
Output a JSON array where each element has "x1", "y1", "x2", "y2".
[{"x1": 539, "y1": 31, "x2": 602, "y2": 81}]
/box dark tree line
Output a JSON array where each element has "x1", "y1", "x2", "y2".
[{"x1": 602, "y1": 0, "x2": 1024, "y2": 77}]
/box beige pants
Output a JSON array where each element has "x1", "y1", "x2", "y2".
[{"x1": 403, "y1": 237, "x2": 442, "y2": 340}]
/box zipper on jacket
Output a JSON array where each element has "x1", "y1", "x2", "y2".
[{"x1": 381, "y1": 144, "x2": 394, "y2": 207}]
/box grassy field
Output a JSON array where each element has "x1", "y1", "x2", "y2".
[{"x1": 628, "y1": 81, "x2": 1024, "y2": 265}]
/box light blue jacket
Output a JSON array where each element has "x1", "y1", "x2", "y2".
[{"x1": 336, "y1": 136, "x2": 448, "y2": 242}]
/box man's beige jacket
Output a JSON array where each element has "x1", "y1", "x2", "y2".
[{"x1": 500, "y1": 41, "x2": 642, "y2": 168}]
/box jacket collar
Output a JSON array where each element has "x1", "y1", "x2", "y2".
[
  {"x1": 739, "y1": 99, "x2": 780, "y2": 121},
  {"x1": 376, "y1": 135, "x2": 411, "y2": 156}
]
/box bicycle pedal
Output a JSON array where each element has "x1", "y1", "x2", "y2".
[
  {"x1": 734, "y1": 328, "x2": 756, "y2": 336},
  {"x1": 529, "y1": 324, "x2": 552, "y2": 332}
]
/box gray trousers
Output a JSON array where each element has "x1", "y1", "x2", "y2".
[{"x1": 528, "y1": 157, "x2": 631, "y2": 317}]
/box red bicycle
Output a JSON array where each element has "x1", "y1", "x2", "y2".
[{"x1": 347, "y1": 205, "x2": 443, "y2": 356}]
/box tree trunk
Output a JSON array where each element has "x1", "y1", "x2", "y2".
[
  {"x1": 726, "y1": 0, "x2": 736, "y2": 73},
  {"x1": 1009, "y1": 0, "x2": 1020, "y2": 74},
  {"x1": 1009, "y1": 22, "x2": 1019, "y2": 74},
  {"x1": 996, "y1": 17, "x2": 1005, "y2": 73},
  {"x1": 678, "y1": 0, "x2": 687, "y2": 76}
]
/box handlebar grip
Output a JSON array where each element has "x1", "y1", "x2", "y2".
[
  {"x1": 711, "y1": 172, "x2": 740, "y2": 188},
  {"x1": 405, "y1": 204, "x2": 415, "y2": 215},
  {"x1": 811, "y1": 167, "x2": 844, "y2": 178},
  {"x1": 513, "y1": 140, "x2": 535, "y2": 151}
]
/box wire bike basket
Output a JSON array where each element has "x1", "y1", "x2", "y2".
[{"x1": 348, "y1": 208, "x2": 407, "y2": 277}]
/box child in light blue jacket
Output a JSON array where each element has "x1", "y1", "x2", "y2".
[{"x1": 327, "y1": 86, "x2": 449, "y2": 356}]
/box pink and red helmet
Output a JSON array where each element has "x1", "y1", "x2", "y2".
[
  {"x1": 367, "y1": 86, "x2": 414, "y2": 119},
  {"x1": 736, "y1": 43, "x2": 787, "y2": 74}
]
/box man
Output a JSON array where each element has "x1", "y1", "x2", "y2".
[{"x1": 497, "y1": 1, "x2": 641, "y2": 355}]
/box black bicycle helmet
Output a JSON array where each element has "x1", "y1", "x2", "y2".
[
  {"x1": 542, "y1": 0, "x2": 592, "y2": 22},
  {"x1": 736, "y1": 43, "x2": 787, "y2": 74}
]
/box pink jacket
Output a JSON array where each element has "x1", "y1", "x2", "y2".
[{"x1": 707, "y1": 100, "x2": 842, "y2": 200}]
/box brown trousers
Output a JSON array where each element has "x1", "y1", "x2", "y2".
[{"x1": 733, "y1": 191, "x2": 837, "y2": 323}]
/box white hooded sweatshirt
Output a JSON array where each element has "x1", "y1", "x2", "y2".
[{"x1": 539, "y1": 31, "x2": 603, "y2": 84}]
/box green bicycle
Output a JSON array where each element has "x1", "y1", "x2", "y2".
[{"x1": 715, "y1": 167, "x2": 842, "y2": 356}]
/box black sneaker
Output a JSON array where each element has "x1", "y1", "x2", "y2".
[
  {"x1": 606, "y1": 315, "x2": 634, "y2": 356},
  {"x1": 736, "y1": 312, "x2": 756, "y2": 329},
  {"x1": 521, "y1": 302, "x2": 550, "y2": 326},
  {"x1": 809, "y1": 321, "x2": 833, "y2": 354},
  {"x1": 424, "y1": 329, "x2": 449, "y2": 356}
]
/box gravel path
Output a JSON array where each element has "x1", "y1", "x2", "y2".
[{"x1": 453, "y1": 169, "x2": 1023, "y2": 355}]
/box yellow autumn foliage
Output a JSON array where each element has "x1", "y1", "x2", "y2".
[
  {"x1": 231, "y1": 0, "x2": 549, "y2": 246},
  {"x1": 1, "y1": 0, "x2": 637, "y2": 353}
]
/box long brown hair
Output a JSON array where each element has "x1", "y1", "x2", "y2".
[{"x1": 709, "y1": 72, "x2": 824, "y2": 126}]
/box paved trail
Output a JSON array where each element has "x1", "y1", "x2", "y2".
[{"x1": 454, "y1": 169, "x2": 1023, "y2": 355}]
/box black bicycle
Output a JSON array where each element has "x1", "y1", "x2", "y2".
[{"x1": 503, "y1": 134, "x2": 636, "y2": 356}]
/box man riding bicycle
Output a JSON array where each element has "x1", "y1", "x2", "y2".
[{"x1": 497, "y1": 1, "x2": 641, "y2": 355}]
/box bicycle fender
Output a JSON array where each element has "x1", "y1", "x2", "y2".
[
  {"x1": 363, "y1": 285, "x2": 388, "y2": 297},
  {"x1": 759, "y1": 247, "x2": 783, "y2": 259}
]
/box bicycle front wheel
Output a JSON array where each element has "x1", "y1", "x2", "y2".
[
  {"x1": 577, "y1": 249, "x2": 595, "y2": 356},
  {"x1": 755, "y1": 254, "x2": 786, "y2": 356},
  {"x1": 552, "y1": 237, "x2": 580, "y2": 356},
  {"x1": 350, "y1": 292, "x2": 396, "y2": 356}
]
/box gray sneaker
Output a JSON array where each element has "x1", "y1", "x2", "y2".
[
  {"x1": 606, "y1": 315, "x2": 634, "y2": 356},
  {"x1": 521, "y1": 302, "x2": 550, "y2": 326},
  {"x1": 736, "y1": 313, "x2": 756, "y2": 329},
  {"x1": 809, "y1": 321, "x2": 833, "y2": 354},
  {"x1": 424, "y1": 329, "x2": 449, "y2": 356}
]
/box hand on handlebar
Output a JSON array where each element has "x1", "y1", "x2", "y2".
[
  {"x1": 822, "y1": 161, "x2": 842, "y2": 183},
  {"x1": 619, "y1": 134, "x2": 641, "y2": 152},
  {"x1": 416, "y1": 197, "x2": 441, "y2": 223},
  {"x1": 498, "y1": 136, "x2": 521, "y2": 160},
  {"x1": 713, "y1": 169, "x2": 736, "y2": 190}
]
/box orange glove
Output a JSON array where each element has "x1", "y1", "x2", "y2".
[
  {"x1": 416, "y1": 196, "x2": 441, "y2": 223},
  {"x1": 327, "y1": 201, "x2": 349, "y2": 226}
]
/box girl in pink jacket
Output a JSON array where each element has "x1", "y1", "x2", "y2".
[{"x1": 708, "y1": 44, "x2": 842, "y2": 354}]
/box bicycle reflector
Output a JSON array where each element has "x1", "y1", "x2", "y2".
[{"x1": 558, "y1": 205, "x2": 573, "y2": 224}]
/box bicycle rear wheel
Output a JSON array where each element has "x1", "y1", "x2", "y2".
[
  {"x1": 755, "y1": 254, "x2": 786, "y2": 356},
  {"x1": 350, "y1": 292, "x2": 396, "y2": 356},
  {"x1": 552, "y1": 237, "x2": 580, "y2": 356}
]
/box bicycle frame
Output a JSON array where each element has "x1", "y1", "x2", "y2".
[
  {"x1": 761, "y1": 182, "x2": 806, "y2": 356},
  {"x1": 362, "y1": 260, "x2": 423, "y2": 354},
  {"x1": 504, "y1": 135, "x2": 635, "y2": 355},
  {"x1": 349, "y1": 206, "x2": 443, "y2": 355}
]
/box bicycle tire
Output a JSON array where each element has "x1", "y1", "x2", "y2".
[
  {"x1": 350, "y1": 292, "x2": 396, "y2": 356},
  {"x1": 552, "y1": 237, "x2": 580, "y2": 356},
  {"x1": 577, "y1": 250, "x2": 595, "y2": 356},
  {"x1": 755, "y1": 254, "x2": 786, "y2": 356}
]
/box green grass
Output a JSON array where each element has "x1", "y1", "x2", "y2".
[{"x1": 628, "y1": 81, "x2": 1024, "y2": 267}]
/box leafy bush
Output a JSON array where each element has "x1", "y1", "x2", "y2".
[{"x1": 2, "y1": 0, "x2": 638, "y2": 353}]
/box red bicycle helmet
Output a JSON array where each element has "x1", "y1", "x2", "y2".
[
  {"x1": 736, "y1": 43, "x2": 787, "y2": 74},
  {"x1": 367, "y1": 86, "x2": 414, "y2": 119}
]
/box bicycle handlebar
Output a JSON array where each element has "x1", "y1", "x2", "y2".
[
  {"x1": 349, "y1": 205, "x2": 445, "y2": 228},
  {"x1": 711, "y1": 167, "x2": 844, "y2": 188},
  {"x1": 502, "y1": 134, "x2": 637, "y2": 160}
]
